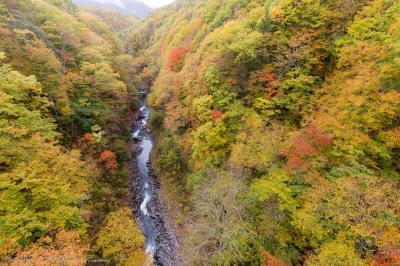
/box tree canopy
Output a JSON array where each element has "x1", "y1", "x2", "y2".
[{"x1": 128, "y1": 0, "x2": 400, "y2": 264}]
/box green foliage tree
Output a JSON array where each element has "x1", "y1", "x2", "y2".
[
  {"x1": 307, "y1": 240, "x2": 364, "y2": 266},
  {"x1": 68, "y1": 61, "x2": 127, "y2": 132},
  {"x1": 191, "y1": 121, "x2": 230, "y2": 165},
  {"x1": 124, "y1": 0, "x2": 400, "y2": 264},
  {"x1": 0, "y1": 62, "x2": 90, "y2": 256},
  {"x1": 95, "y1": 208, "x2": 147, "y2": 266},
  {"x1": 0, "y1": 0, "x2": 145, "y2": 262},
  {"x1": 192, "y1": 95, "x2": 213, "y2": 122},
  {"x1": 230, "y1": 114, "x2": 285, "y2": 172}
]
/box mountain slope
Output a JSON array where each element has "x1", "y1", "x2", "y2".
[
  {"x1": 0, "y1": 0, "x2": 147, "y2": 263},
  {"x1": 73, "y1": 0, "x2": 152, "y2": 18},
  {"x1": 127, "y1": 0, "x2": 400, "y2": 265}
]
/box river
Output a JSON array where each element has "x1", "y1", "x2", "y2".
[{"x1": 131, "y1": 90, "x2": 180, "y2": 265}]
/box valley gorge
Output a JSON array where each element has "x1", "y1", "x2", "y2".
[
  {"x1": 131, "y1": 91, "x2": 181, "y2": 265},
  {"x1": 1, "y1": 0, "x2": 400, "y2": 265}
]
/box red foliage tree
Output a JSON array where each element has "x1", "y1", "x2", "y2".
[
  {"x1": 212, "y1": 110, "x2": 223, "y2": 120},
  {"x1": 168, "y1": 46, "x2": 189, "y2": 72},
  {"x1": 99, "y1": 150, "x2": 118, "y2": 170},
  {"x1": 83, "y1": 133, "x2": 93, "y2": 141},
  {"x1": 284, "y1": 123, "x2": 332, "y2": 173}
]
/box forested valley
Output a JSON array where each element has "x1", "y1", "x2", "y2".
[{"x1": 1, "y1": 0, "x2": 400, "y2": 265}]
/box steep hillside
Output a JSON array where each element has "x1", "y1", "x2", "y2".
[
  {"x1": 0, "y1": 0, "x2": 147, "y2": 264},
  {"x1": 127, "y1": 0, "x2": 400, "y2": 264},
  {"x1": 73, "y1": 0, "x2": 152, "y2": 18}
]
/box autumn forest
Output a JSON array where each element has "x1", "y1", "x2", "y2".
[{"x1": 1, "y1": 0, "x2": 400, "y2": 265}]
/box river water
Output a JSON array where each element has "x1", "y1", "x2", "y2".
[{"x1": 131, "y1": 91, "x2": 180, "y2": 265}]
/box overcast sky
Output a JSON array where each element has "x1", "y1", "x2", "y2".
[{"x1": 141, "y1": 0, "x2": 175, "y2": 8}]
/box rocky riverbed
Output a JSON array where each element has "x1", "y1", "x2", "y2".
[{"x1": 130, "y1": 91, "x2": 181, "y2": 266}]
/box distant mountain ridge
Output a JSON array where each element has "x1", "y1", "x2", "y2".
[{"x1": 72, "y1": 0, "x2": 152, "y2": 18}]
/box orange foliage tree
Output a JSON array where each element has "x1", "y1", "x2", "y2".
[
  {"x1": 262, "y1": 251, "x2": 289, "y2": 266},
  {"x1": 12, "y1": 230, "x2": 89, "y2": 266},
  {"x1": 373, "y1": 249, "x2": 400, "y2": 266},
  {"x1": 98, "y1": 150, "x2": 118, "y2": 170}
]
